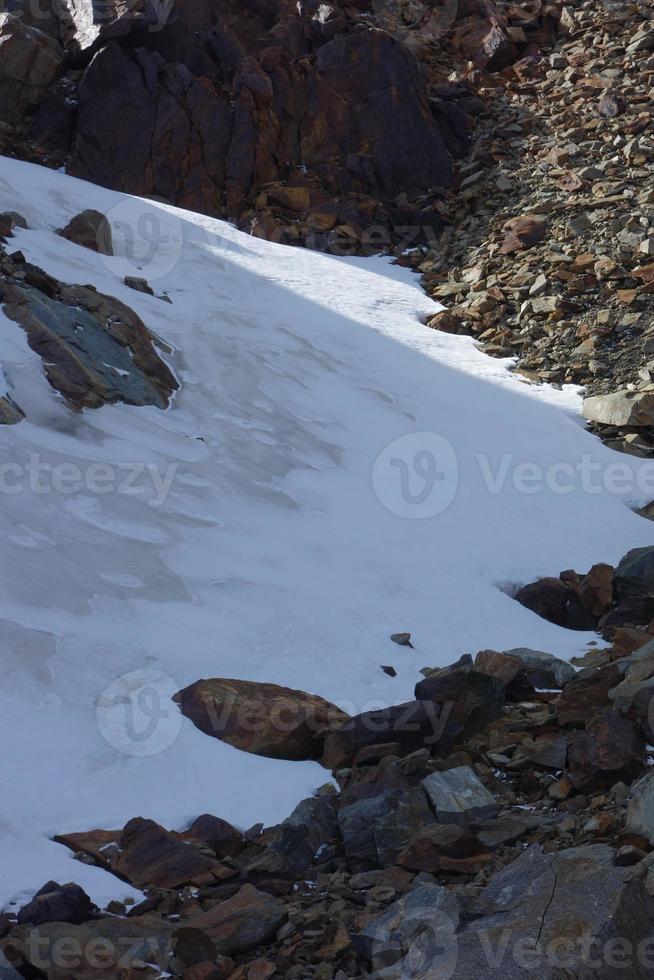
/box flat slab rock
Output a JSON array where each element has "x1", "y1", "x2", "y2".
[
  {"x1": 183, "y1": 883, "x2": 287, "y2": 958},
  {"x1": 1, "y1": 272, "x2": 177, "y2": 411},
  {"x1": 421, "y1": 766, "x2": 497, "y2": 826},
  {"x1": 173, "y1": 677, "x2": 348, "y2": 761},
  {"x1": 361, "y1": 844, "x2": 654, "y2": 979},
  {"x1": 55, "y1": 817, "x2": 229, "y2": 889}
]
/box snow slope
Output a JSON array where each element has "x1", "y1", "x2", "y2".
[{"x1": 0, "y1": 156, "x2": 652, "y2": 908}]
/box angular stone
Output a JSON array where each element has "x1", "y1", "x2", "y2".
[
  {"x1": 583, "y1": 387, "x2": 654, "y2": 427},
  {"x1": 413, "y1": 669, "x2": 506, "y2": 741},
  {"x1": 0, "y1": 13, "x2": 65, "y2": 126},
  {"x1": 0, "y1": 395, "x2": 24, "y2": 425},
  {"x1": 184, "y1": 885, "x2": 287, "y2": 957},
  {"x1": 338, "y1": 787, "x2": 435, "y2": 873},
  {"x1": 395, "y1": 823, "x2": 490, "y2": 874},
  {"x1": 323, "y1": 699, "x2": 450, "y2": 770},
  {"x1": 1, "y1": 277, "x2": 177, "y2": 411},
  {"x1": 515, "y1": 577, "x2": 597, "y2": 630},
  {"x1": 174, "y1": 678, "x2": 348, "y2": 762},
  {"x1": 355, "y1": 880, "x2": 460, "y2": 974},
  {"x1": 567, "y1": 709, "x2": 646, "y2": 792},
  {"x1": 614, "y1": 547, "x2": 654, "y2": 598},
  {"x1": 17, "y1": 881, "x2": 93, "y2": 926},
  {"x1": 626, "y1": 771, "x2": 654, "y2": 844},
  {"x1": 421, "y1": 766, "x2": 497, "y2": 826},
  {"x1": 116, "y1": 817, "x2": 228, "y2": 889},
  {"x1": 501, "y1": 647, "x2": 576, "y2": 688}
]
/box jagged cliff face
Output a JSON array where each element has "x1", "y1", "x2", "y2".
[{"x1": 0, "y1": 0, "x2": 558, "y2": 249}]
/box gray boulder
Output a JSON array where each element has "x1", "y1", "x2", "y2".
[
  {"x1": 583, "y1": 387, "x2": 654, "y2": 427},
  {"x1": 451, "y1": 844, "x2": 654, "y2": 978},
  {"x1": 421, "y1": 766, "x2": 497, "y2": 826},
  {"x1": 503, "y1": 647, "x2": 576, "y2": 688},
  {"x1": 626, "y1": 771, "x2": 654, "y2": 844}
]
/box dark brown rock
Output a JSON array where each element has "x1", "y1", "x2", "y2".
[
  {"x1": 515, "y1": 576, "x2": 597, "y2": 630},
  {"x1": 0, "y1": 13, "x2": 65, "y2": 126},
  {"x1": 17, "y1": 881, "x2": 93, "y2": 926},
  {"x1": 184, "y1": 884, "x2": 286, "y2": 957},
  {"x1": 174, "y1": 677, "x2": 348, "y2": 761},
  {"x1": 567, "y1": 709, "x2": 646, "y2": 792},
  {"x1": 58, "y1": 210, "x2": 113, "y2": 254}
]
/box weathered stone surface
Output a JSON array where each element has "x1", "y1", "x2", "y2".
[
  {"x1": 450, "y1": 844, "x2": 654, "y2": 979},
  {"x1": 1, "y1": 276, "x2": 177, "y2": 410},
  {"x1": 421, "y1": 766, "x2": 497, "y2": 826},
  {"x1": 0, "y1": 13, "x2": 65, "y2": 125},
  {"x1": 17, "y1": 881, "x2": 93, "y2": 926},
  {"x1": 174, "y1": 678, "x2": 347, "y2": 761},
  {"x1": 395, "y1": 822, "x2": 490, "y2": 874},
  {"x1": 557, "y1": 662, "x2": 623, "y2": 727},
  {"x1": 578, "y1": 563, "x2": 614, "y2": 618},
  {"x1": 338, "y1": 787, "x2": 435, "y2": 873},
  {"x1": 413, "y1": 669, "x2": 505, "y2": 740},
  {"x1": 185, "y1": 884, "x2": 287, "y2": 957},
  {"x1": 356, "y1": 880, "x2": 461, "y2": 975},
  {"x1": 515, "y1": 577, "x2": 598, "y2": 630},
  {"x1": 583, "y1": 388, "x2": 654, "y2": 428},
  {"x1": 323, "y1": 699, "x2": 449, "y2": 770},
  {"x1": 243, "y1": 794, "x2": 339, "y2": 878},
  {"x1": 182, "y1": 814, "x2": 244, "y2": 859},
  {"x1": 56, "y1": 818, "x2": 227, "y2": 889},
  {"x1": 502, "y1": 647, "x2": 576, "y2": 689},
  {"x1": 59, "y1": 209, "x2": 113, "y2": 254},
  {"x1": 614, "y1": 547, "x2": 654, "y2": 599},
  {"x1": 626, "y1": 771, "x2": 654, "y2": 844},
  {"x1": 0, "y1": 395, "x2": 24, "y2": 424},
  {"x1": 567, "y1": 710, "x2": 646, "y2": 792}
]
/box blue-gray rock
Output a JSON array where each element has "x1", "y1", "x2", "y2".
[
  {"x1": 626, "y1": 770, "x2": 654, "y2": 844},
  {"x1": 421, "y1": 766, "x2": 497, "y2": 826}
]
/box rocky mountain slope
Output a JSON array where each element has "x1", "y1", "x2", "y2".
[{"x1": 2, "y1": 1, "x2": 654, "y2": 978}]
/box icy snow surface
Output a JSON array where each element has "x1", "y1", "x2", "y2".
[{"x1": 0, "y1": 156, "x2": 651, "y2": 908}]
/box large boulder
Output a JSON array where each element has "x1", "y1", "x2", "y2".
[
  {"x1": 566, "y1": 709, "x2": 646, "y2": 791},
  {"x1": 414, "y1": 668, "x2": 506, "y2": 740},
  {"x1": 1, "y1": 272, "x2": 178, "y2": 410},
  {"x1": 359, "y1": 844, "x2": 654, "y2": 978},
  {"x1": 58, "y1": 209, "x2": 113, "y2": 254},
  {"x1": 515, "y1": 577, "x2": 597, "y2": 630},
  {"x1": 614, "y1": 547, "x2": 654, "y2": 599},
  {"x1": 17, "y1": 881, "x2": 93, "y2": 926},
  {"x1": 452, "y1": 844, "x2": 654, "y2": 978},
  {"x1": 322, "y1": 699, "x2": 452, "y2": 770},
  {"x1": 173, "y1": 677, "x2": 348, "y2": 761},
  {"x1": 583, "y1": 386, "x2": 654, "y2": 427},
  {"x1": 0, "y1": 13, "x2": 65, "y2": 125},
  {"x1": 56, "y1": 817, "x2": 227, "y2": 889},
  {"x1": 338, "y1": 786, "x2": 435, "y2": 873}
]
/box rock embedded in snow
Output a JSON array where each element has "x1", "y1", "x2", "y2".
[
  {"x1": 390, "y1": 632, "x2": 413, "y2": 647},
  {"x1": 500, "y1": 647, "x2": 576, "y2": 689},
  {"x1": 16, "y1": 880, "x2": 93, "y2": 926},
  {"x1": 58, "y1": 209, "x2": 113, "y2": 255},
  {"x1": 583, "y1": 387, "x2": 654, "y2": 428},
  {"x1": 421, "y1": 766, "x2": 497, "y2": 826},
  {"x1": 515, "y1": 576, "x2": 597, "y2": 631},
  {"x1": 0, "y1": 260, "x2": 178, "y2": 410},
  {"x1": 0, "y1": 395, "x2": 23, "y2": 425},
  {"x1": 174, "y1": 678, "x2": 348, "y2": 762},
  {"x1": 0, "y1": 13, "x2": 65, "y2": 125}
]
